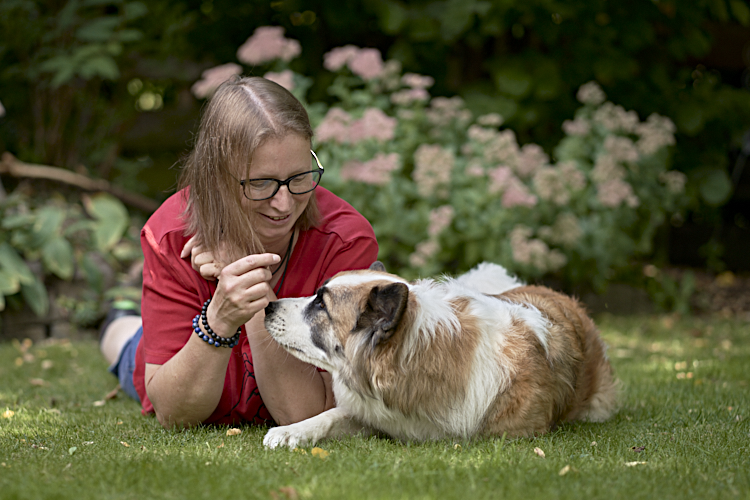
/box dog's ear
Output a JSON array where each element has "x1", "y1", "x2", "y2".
[
  {"x1": 369, "y1": 261, "x2": 387, "y2": 272},
  {"x1": 357, "y1": 282, "x2": 408, "y2": 348}
]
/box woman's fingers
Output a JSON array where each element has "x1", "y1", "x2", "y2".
[
  {"x1": 181, "y1": 235, "x2": 200, "y2": 259},
  {"x1": 221, "y1": 253, "x2": 280, "y2": 278}
]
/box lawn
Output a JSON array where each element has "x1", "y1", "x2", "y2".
[{"x1": 1, "y1": 314, "x2": 748, "y2": 500}]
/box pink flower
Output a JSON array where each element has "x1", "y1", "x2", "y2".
[
  {"x1": 428, "y1": 205, "x2": 455, "y2": 237},
  {"x1": 484, "y1": 129, "x2": 519, "y2": 165},
  {"x1": 401, "y1": 73, "x2": 434, "y2": 89},
  {"x1": 390, "y1": 88, "x2": 430, "y2": 106},
  {"x1": 341, "y1": 153, "x2": 401, "y2": 185},
  {"x1": 604, "y1": 135, "x2": 639, "y2": 163},
  {"x1": 488, "y1": 166, "x2": 514, "y2": 194},
  {"x1": 237, "y1": 26, "x2": 301, "y2": 65},
  {"x1": 323, "y1": 45, "x2": 359, "y2": 71},
  {"x1": 577, "y1": 81, "x2": 606, "y2": 105},
  {"x1": 477, "y1": 113, "x2": 504, "y2": 127},
  {"x1": 426, "y1": 97, "x2": 472, "y2": 128},
  {"x1": 515, "y1": 143, "x2": 548, "y2": 178},
  {"x1": 348, "y1": 48, "x2": 384, "y2": 80},
  {"x1": 596, "y1": 179, "x2": 639, "y2": 208},
  {"x1": 562, "y1": 118, "x2": 590, "y2": 136},
  {"x1": 191, "y1": 63, "x2": 242, "y2": 98},
  {"x1": 502, "y1": 178, "x2": 538, "y2": 208},
  {"x1": 409, "y1": 239, "x2": 439, "y2": 268},
  {"x1": 349, "y1": 108, "x2": 397, "y2": 143},
  {"x1": 413, "y1": 144, "x2": 455, "y2": 197},
  {"x1": 263, "y1": 70, "x2": 295, "y2": 91},
  {"x1": 636, "y1": 113, "x2": 676, "y2": 155},
  {"x1": 315, "y1": 108, "x2": 352, "y2": 143}
]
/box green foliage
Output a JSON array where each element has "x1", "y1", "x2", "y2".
[{"x1": 0, "y1": 189, "x2": 139, "y2": 324}]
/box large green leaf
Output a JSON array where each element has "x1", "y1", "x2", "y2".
[
  {"x1": 30, "y1": 205, "x2": 65, "y2": 248},
  {"x1": 0, "y1": 268, "x2": 21, "y2": 295},
  {"x1": 0, "y1": 242, "x2": 36, "y2": 285},
  {"x1": 83, "y1": 193, "x2": 129, "y2": 252},
  {"x1": 20, "y1": 277, "x2": 49, "y2": 317},
  {"x1": 42, "y1": 236, "x2": 75, "y2": 280},
  {"x1": 698, "y1": 168, "x2": 733, "y2": 206}
]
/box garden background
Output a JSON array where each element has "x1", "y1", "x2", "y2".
[{"x1": 1, "y1": 0, "x2": 749, "y2": 335}]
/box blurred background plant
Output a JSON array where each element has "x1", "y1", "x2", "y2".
[{"x1": 1, "y1": 0, "x2": 749, "y2": 327}]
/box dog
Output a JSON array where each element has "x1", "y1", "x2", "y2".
[{"x1": 262, "y1": 262, "x2": 617, "y2": 449}]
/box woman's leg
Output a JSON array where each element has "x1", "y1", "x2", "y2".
[{"x1": 100, "y1": 315, "x2": 142, "y2": 365}]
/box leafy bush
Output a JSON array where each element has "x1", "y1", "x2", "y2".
[
  {"x1": 0, "y1": 188, "x2": 140, "y2": 326},
  {"x1": 193, "y1": 28, "x2": 688, "y2": 293}
]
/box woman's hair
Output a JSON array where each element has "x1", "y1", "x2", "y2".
[{"x1": 178, "y1": 76, "x2": 321, "y2": 261}]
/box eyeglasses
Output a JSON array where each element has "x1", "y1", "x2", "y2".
[{"x1": 240, "y1": 150, "x2": 324, "y2": 201}]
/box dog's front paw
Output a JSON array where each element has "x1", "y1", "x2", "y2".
[{"x1": 263, "y1": 424, "x2": 313, "y2": 450}]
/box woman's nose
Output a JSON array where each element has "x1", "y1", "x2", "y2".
[{"x1": 269, "y1": 185, "x2": 293, "y2": 210}]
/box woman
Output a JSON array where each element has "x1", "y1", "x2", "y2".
[{"x1": 100, "y1": 76, "x2": 378, "y2": 428}]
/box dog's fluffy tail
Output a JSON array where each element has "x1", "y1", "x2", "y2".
[
  {"x1": 454, "y1": 262, "x2": 523, "y2": 296},
  {"x1": 579, "y1": 344, "x2": 619, "y2": 422}
]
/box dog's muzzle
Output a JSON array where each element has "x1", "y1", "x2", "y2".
[{"x1": 265, "y1": 301, "x2": 278, "y2": 317}]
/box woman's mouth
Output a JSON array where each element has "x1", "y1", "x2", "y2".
[{"x1": 263, "y1": 214, "x2": 290, "y2": 222}]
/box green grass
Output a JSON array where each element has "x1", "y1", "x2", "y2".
[{"x1": 1, "y1": 315, "x2": 748, "y2": 500}]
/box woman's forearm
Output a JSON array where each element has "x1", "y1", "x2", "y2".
[
  {"x1": 246, "y1": 312, "x2": 334, "y2": 426},
  {"x1": 145, "y1": 333, "x2": 233, "y2": 428}
]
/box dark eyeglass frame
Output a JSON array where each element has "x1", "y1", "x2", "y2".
[{"x1": 239, "y1": 150, "x2": 324, "y2": 201}]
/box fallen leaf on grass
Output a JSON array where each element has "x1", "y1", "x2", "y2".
[
  {"x1": 92, "y1": 400, "x2": 106, "y2": 407},
  {"x1": 558, "y1": 465, "x2": 571, "y2": 476},
  {"x1": 141, "y1": 445, "x2": 147, "y2": 452},
  {"x1": 14, "y1": 358, "x2": 23, "y2": 367},
  {"x1": 631, "y1": 446, "x2": 646, "y2": 453},
  {"x1": 216, "y1": 442, "x2": 224, "y2": 449},
  {"x1": 68, "y1": 447, "x2": 77, "y2": 455},
  {"x1": 311, "y1": 447, "x2": 329, "y2": 459},
  {"x1": 120, "y1": 441, "x2": 130, "y2": 448},
  {"x1": 270, "y1": 486, "x2": 299, "y2": 500},
  {"x1": 533, "y1": 447, "x2": 545, "y2": 458},
  {"x1": 29, "y1": 378, "x2": 48, "y2": 387},
  {"x1": 226, "y1": 428, "x2": 242, "y2": 436},
  {"x1": 83, "y1": 441, "x2": 94, "y2": 445},
  {"x1": 625, "y1": 461, "x2": 647, "y2": 467},
  {"x1": 2, "y1": 410, "x2": 14, "y2": 419},
  {"x1": 41, "y1": 360, "x2": 54, "y2": 370},
  {"x1": 31, "y1": 444, "x2": 49, "y2": 450}
]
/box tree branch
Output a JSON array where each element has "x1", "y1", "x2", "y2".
[{"x1": 0, "y1": 152, "x2": 160, "y2": 213}]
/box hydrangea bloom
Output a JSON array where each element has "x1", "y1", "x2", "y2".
[
  {"x1": 237, "y1": 26, "x2": 301, "y2": 65},
  {"x1": 191, "y1": 63, "x2": 242, "y2": 98},
  {"x1": 390, "y1": 88, "x2": 430, "y2": 106},
  {"x1": 426, "y1": 97, "x2": 472, "y2": 128},
  {"x1": 263, "y1": 70, "x2": 295, "y2": 91},
  {"x1": 428, "y1": 205, "x2": 455, "y2": 238},
  {"x1": 323, "y1": 45, "x2": 360, "y2": 71},
  {"x1": 538, "y1": 213, "x2": 582, "y2": 248},
  {"x1": 401, "y1": 73, "x2": 434, "y2": 89},
  {"x1": 316, "y1": 107, "x2": 396, "y2": 144},
  {"x1": 593, "y1": 102, "x2": 639, "y2": 133},
  {"x1": 597, "y1": 179, "x2": 639, "y2": 208},
  {"x1": 636, "y1": 113, "x2": 676, "y2": 155},
  {"x1": 510, "y1": 226, "x2": 567, "y2": 272},
  {"x1": 502, "y1": 178, "x2": 538, "y2": 208},
  {"x1": 604, "y1": 136, "x2": 640, "y2": 163},
  {"x1": 533, "y1": 161, "x2": 586, "y2": 206},
  {"x1": 562, "y1": 117, "x2": 590, "y2": 136}
]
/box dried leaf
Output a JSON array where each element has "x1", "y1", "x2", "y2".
[
  {"x1": 41, "y1": 360, "x2": 54, "y2": 370},
  {"x1": 83, "y1": 441, "x2": 94, "y2": 445},
  {"x1": 625, "y1": 461, "x2": 647, "y2": 467},
  {"x1": 558, "y1": 465, "x2": 571, "y2": 476},
  {"x1": 29, "y1": 378, "x2": 48, "y2": 387},
  {"x1": 453, "y1": 443, "x2": 461, "y2": 450},
  {"x1": 141, "y1": 445, "x2": 147, "y2": 452},
  {"x1": 2, "y1": 410, "x2": 14, "y2": 419},
  {"x1": 311, "y1": 447, "x2": 329, "y2": 459},
  {"x1": 591, "y1": 441, "x2": 597, "y2": 446},
  {"x1": 533, "y1": 447, "x2": 545, "y2": 458},
  {"x1": 278, "y1": 486, "x2": 299, "y2": 500},
  {"x1": 226, "y1": 428, "x2": 242, "y2": 436},
  {"x1": 120, "y1": 441, "x2": 130, "y2": 447},
  {"x1": 216, "y1": 442, "x2": 225, "y2": 449},
  {"x1": 14, "y1": 358, "x2": 23, "y2": 367},
  {"x1": 92, "y1": 400, "x2": 106, "y2": 407},
  {"x1": 631, "y1": 446, "x2": 646, "y2": 453}
]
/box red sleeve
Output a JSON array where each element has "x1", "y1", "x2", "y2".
[
  {"x1": 318, "y1": 235, "x2": 378, "y2": 284},
  {"x1": 139, "y1": 225, "x2": 212, "y2": 365}
]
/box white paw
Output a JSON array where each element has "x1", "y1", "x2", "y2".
[{"x1": 263, "y1": 425, "x2": 311, "y2": 450}]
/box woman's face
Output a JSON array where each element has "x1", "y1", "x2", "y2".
[{"x1": 242, "y1": 134, "x2": 313, "y2": 248}]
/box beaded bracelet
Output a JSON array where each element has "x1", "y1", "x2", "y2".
[{"x1": 193, "y1": 298, "x2": 241, "y2": 348}]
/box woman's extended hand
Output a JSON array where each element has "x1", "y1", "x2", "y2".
[
  {"x1": 181, "y1": 235, "x2": 230, "y2": 281},
  {"x1": 206, "y1": 253, "x2": 280, "y2": 337}
]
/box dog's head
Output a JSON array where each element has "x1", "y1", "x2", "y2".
[{"x1": 264, "y1": 265, "x2": 412, "y2": 390}]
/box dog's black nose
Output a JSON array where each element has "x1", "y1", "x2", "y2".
[{"x1": 265, "y1": 301, "x2": 277, "y2": 316}]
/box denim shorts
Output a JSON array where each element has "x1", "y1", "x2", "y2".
[{"x1": 107, "y1": 326, "x2": 142, "y2": 403}]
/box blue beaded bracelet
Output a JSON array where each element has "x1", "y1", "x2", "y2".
[{"x1": 193, "y1": 298, "x2": 241, "y2": 348}]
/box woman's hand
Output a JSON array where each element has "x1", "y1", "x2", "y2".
[
  {"x1": 206, "y1": 253, "x2": 280, "y2": 337},
  {"x1": 181, "y1": 235, "x2": 230, "y2": 281}
]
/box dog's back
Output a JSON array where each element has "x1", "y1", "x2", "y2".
[{"x1": 478, "y1": 285, "x2": 617, "y2": 437}]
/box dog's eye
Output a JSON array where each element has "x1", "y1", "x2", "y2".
[{"x1": 317, "y1": 300, "x2": 326, "y2": 310}]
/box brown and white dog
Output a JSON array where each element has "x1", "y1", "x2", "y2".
[{"x1": 262, "y1": 262, "x2": 617, "y2": 449}]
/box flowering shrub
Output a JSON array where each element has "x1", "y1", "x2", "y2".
[{"x1": 192, "y1": 28, "x2": 688, "y2": 290}]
